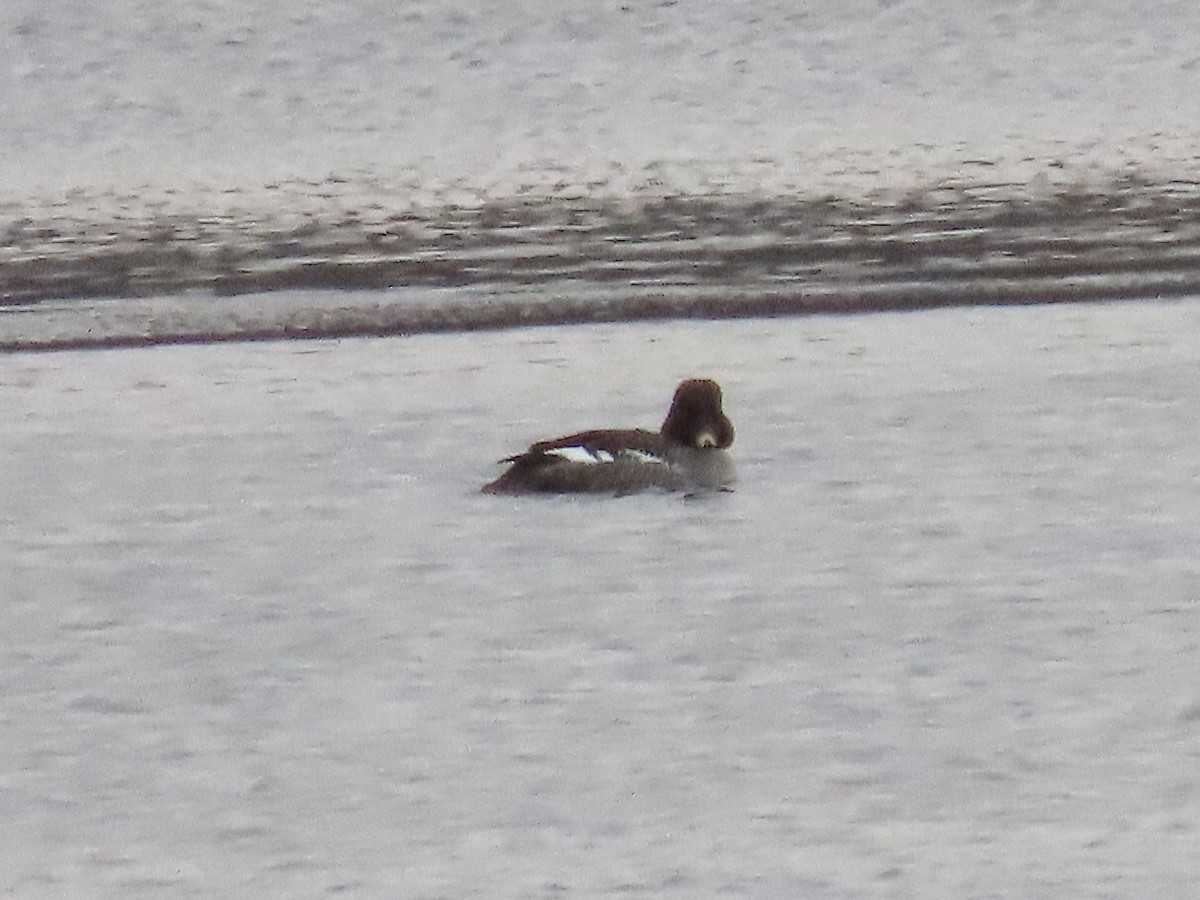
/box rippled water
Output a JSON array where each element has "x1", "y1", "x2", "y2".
[
  {"x1": 5, "y1": 0, "x2": 1200, "y2": 195},
  {"x1": 5, "y1": 184, "x2": 1200, "y2": 351},
  {"x1": 3, "y1": 299, "x2": 1199, "y2": 897},
  {"x1": 3, "y1": 2, "x2": 1200, "y2": 894},
  {"x1": 4, "y1": 0, "x2": 1200, "y2": 348}
]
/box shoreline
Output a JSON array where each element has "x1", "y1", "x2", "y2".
[{"x1": 5, "y1": 176, "x2": 1200, "y2": 352}]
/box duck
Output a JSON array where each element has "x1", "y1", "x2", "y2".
[{"x1": 482, "y1": 378, "x2": 735, "y2": 495}]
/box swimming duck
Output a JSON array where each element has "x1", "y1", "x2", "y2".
[{"x1": 483, "y1": 378, "x2": 735, "y2": 495}]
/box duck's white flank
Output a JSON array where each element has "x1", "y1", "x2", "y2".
[
  {"x1": 546, "y1": 446, "x2": 613, "y2": 464},
  {"x1": 545, "y1": 446, "x2": 666, "y2": 466}
]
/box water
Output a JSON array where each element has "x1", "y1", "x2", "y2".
[
  {"x1": 4, "y1": 0, "x2": 1200, "y2": 346},
  {"x1": 3, "y1": 2, "x2": 1200, "y2": 895},
  {"x1": 3, "y1": 301, "x2": 1199, "y2": 897},
  {"x1": 4, "y1": 0, "x2": 1200, "y2": 196}
]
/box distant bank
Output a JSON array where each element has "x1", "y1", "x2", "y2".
[{"x1": 4, "y1": 175, "x2": 1200, "y2": 352}]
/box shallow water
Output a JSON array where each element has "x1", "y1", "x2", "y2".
[{"x1": 3, "y1": 299, "x2": 1199, "y2": 897}]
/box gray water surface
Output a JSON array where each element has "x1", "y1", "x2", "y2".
[{"x1": 3, "y1": 299, "x2": 1200, "y2": 897}]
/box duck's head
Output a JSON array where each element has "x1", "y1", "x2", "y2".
[{"x1": 660, "y1": 379, "x2": 735, "y2": 450}]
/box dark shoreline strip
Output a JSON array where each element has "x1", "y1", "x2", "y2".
[
  {"x1": 4, "y1": 278, "x2": 1198, "y2": 354},
  {"x1": 5, "y1": 180, "x2": 1200, "y2": 352}
]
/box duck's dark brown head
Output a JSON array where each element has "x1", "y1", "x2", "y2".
[{"x1": 660, "y1": 379, "x2": 735, "y2": 449}]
